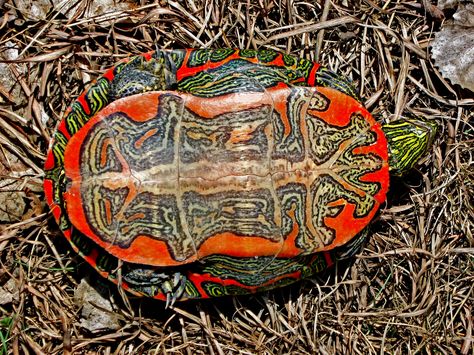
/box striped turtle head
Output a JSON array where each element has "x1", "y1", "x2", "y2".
[{"x1": 382, "y1": 118, "x2": 437, "y2": 176}]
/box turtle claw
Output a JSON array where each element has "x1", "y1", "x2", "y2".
[
  {"x1": 122, "y1": 267, "x2": 186, "y2": 305},
  {"x1": 161, "y1": 272, "x2": 186, "y2": 308}
]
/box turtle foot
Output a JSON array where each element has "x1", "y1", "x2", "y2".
[
  {"x1": 161, "y1": 272, "x2": 186, "y2": 308},
  {"x1": 122, "y1": 268, "x2": 186, "y2": 306}
]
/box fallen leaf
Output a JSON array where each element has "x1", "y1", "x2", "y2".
[
  {"x1": 431, "y1": 3, "x2": 474, "y2": 92},
  {"x1": 74, "y1": 278, "x2": 121, "y2": 333},
  {"x1": 0, "y1": 278, "x2": 20, "y2": 305}
]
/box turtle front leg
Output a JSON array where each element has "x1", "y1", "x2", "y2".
[{"x1": 334, "y1": 227, "x2": 369, "y2": 260}]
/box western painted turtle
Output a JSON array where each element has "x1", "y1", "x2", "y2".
[{"x1": 44, "y1": 49, "x2": 437, "y2": 305}]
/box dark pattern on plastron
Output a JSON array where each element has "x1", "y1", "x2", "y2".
[
  {"x1": 182, "y1": 189, "x2": 281, "y2": 246},
  {"x1": 271, "y1": 88, "x2": 311, "y2": 162},
  {"x1": 309, "y1": 174, "x2": 376, "y2": 246},
  {"x1": 81, "y1": 95, "x2": 182, "y2": 176},
  {"x1": 180, "y1": 105, "x2": 272, "y2": 165},
  {"x1": 276, "y1": 182, "x2": 307, "y2": 242},
  {"x1": 306, "y1": 112, "x2": 372, "y2": 165}
]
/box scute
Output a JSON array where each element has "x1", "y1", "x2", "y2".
[{"x1": 62, "y1": 87, "x2": 388, "y2": 267}]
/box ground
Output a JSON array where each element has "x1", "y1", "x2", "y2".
[{"x1": 0, "y1": 0, "x2": 472, "y2": 354}]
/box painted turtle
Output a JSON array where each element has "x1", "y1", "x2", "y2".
[{"x1": 44, "y1": 49, "x2": 437, "y2": 305}]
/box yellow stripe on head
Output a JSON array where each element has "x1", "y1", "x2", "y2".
[{"x1": 382, "y1": 118, "x2": 437, "y2": 176}]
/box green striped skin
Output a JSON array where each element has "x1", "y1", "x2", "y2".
[{"x1": 382, "y1": 119, "x2": 437, "y2": 176}]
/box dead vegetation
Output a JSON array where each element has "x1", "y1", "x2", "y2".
[{"x1": 0, "y1": 0, "x2": 472, "y2": 353}]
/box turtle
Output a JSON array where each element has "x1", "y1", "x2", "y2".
[{"x1": 44, "y1": 48, "x2": 437, "y2": 305}]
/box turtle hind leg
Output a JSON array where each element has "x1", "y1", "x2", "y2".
[
  {"x1": 162, "y1": 273, "x2": 187, "y2": 308},
  {"x1": 108, "y1": 51, "x2": 177, "y2": 101},
  {"x1": 122, "y1": 267, "x2": 187, "y2": 306},
  {"x1": 152, "y1": 49, "x2": 178, "y2": 90}
]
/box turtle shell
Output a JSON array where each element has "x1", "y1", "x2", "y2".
[{"x1": 44, "y1": 49, "x2": 389, "y2": 301}]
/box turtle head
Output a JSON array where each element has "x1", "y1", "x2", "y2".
[{"x1": 382, "y1": 118, "x2": 438, "y2": 176}]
